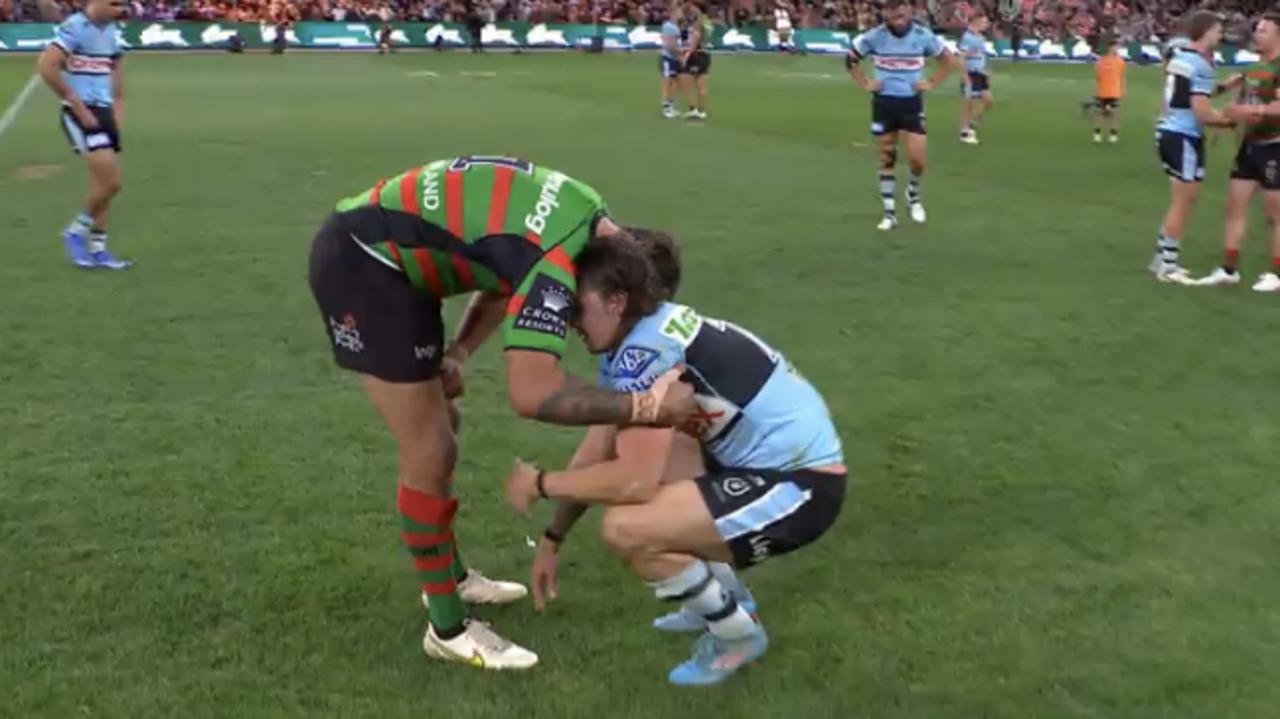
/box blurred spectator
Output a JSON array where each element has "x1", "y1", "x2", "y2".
[{"x1": 2, "y1": 0, "x2": 1275, "y2": 42}]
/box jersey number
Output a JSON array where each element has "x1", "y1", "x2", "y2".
[{"x1": 449, "y1": 156, "x2": 533, "y2": 174}]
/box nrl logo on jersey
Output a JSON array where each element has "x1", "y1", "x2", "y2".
[{"x1": 612, "y1": 346, "x2": 659, "y2": 380}]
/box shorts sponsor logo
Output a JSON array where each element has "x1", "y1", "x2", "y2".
[
  {"x1": 870, "y1": 121, "x2": 885, "y2": 134},
  {"x1": 414, "y1": 345, "x2": 437, "y2": 360},
  {"x1": 748, "y1": 534, "x2": 772, "y2": 564},
  {"x1": 329, "y1": 313, "x2": 365, "y2": 354},
  {"x1": 612, "y1": 345, "x2": 659, "y2": 380},
  {"x1": 86, "y1": 132, "x2": 111, "y2": 150},
  {"x1": 514, "y1": 275, "x2": 571, "y2": 338}
]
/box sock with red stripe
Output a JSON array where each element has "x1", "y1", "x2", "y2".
[
  {"x1": 1272, "y1": 255, "x2": 1280, "y2": 275},
  {"x1": 1225, "y1": 248, "x2": 1240, "y2": 273},
  {"x1": 397, "y1": 484, "x2": 467, "y2": 638},
  {"x1": 451, "y1": 542, "x2": 468, "y2": 583}
]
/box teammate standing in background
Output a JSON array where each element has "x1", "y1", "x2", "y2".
[
  {"x1": 958, "y1": 10, "x2": 992, "y2": 145},
  {"x1": 846, "y1": 0, "x2": 953, "y2": 231},
  {"x1": 774, "y1": 0, "x2": 795, "y2": 54},
  {"x1": 678, "y1": 2, "x2": 712, "y2": 120},
  {"x1": 307, "y1": 156, "x2": 696, "y2": 669},
  {"x1": 1092, "y1": 37, "x2": 1125, "y2": 144},
  {"x1": 1199, "y1": 14, "x2": 1280, "y2": 291},
  {"x1": 35, "y1": 0, "x2": 131, "y2": 269},
  {"x1": 1151, "y1": 11, "x2": 1233, "y2": 285},
  {"x1": 660, "y1": 6, "x2": 682, "y2": 119}
]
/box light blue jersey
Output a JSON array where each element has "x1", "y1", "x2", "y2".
[
  {"x1": 52, "y1": 12, "x2": 122, "y2": 107},
  {"x1": 1164, "y1": 35, "x2": 1191, "y2": 64},
  {"x1": 959, "y1": 30, "x2": 987, "y2": 73},
  {"x1": 1158, "y1": 47, "x2": 1216, "y2": 138},
  {"x1": 851, "y1": 23, "x2": 946, "y2": 98},
  {"x1": 661, "y1": 20, "x2": 680, "y2": 59},
  {"x1": 597, "y1": 303, "x2": 843, "y2": 472}
]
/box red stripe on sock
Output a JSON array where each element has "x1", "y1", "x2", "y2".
[
  {"x1": 1226, "y1": 248, "x2": 1240, "y2": 270},
  {"x1": 422, "y1": 578, "x2": 458, "y2": 596},
  {"x1": 396, "y1": 484, "x2": 457, "y2": 526}
]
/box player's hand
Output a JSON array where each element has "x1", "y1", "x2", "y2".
[
  {"x1": 440, "y1": 344, "x2": 467, "y2": 399},
  {"x1": 913, "y1": 79, "x2": 934, "y2": 93},
  {"x1": 530, "y1": 537, "x2": 560, "y2": 612},
  {"x1": 504, "y1": 458, "x2": 541, "y2": 516},
  {"x1": 72, "y1": 102, "x2": 99, "y2": 130},
  {"x1": 650, "y1": 368, "x2": 697, "y2": 427}
]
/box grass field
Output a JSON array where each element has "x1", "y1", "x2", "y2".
[{"x1": 3, "y1": 49, "x2": 1280, "y2": 718}]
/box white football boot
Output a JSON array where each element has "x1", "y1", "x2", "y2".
[
  {"x1": 877, "y1": 214, "x2": 898, "y2": 231},
  {"x1": 423, "y1": 618, "x2": 538, "y2": 670},
  {"x1": 422, "y1": 569, "x2": 528, "y2": 608},
  {"x1": 1251, "y1": 272, "x2": 1280, "y2": 292},
  {"x1": 909, "y1": 202, "x2": 927, "y2": 224},
  {"x1": 1196, "y1": 267, "x2": 1241, "y2": 287}
]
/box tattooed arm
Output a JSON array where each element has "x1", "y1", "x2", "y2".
[
  {"x1": 505, "y1": 350, "x2": 633, "y2": 425},
  {"x1": 503, "y1": 350, "x2": 694, "y2": 426}
]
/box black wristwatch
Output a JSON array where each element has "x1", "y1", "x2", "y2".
[{"x1": 543, "y1": 528, "x2": 565, "y2": 546}]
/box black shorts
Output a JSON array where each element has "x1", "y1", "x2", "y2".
[
  {"x1": 681, "y1": 50, "x2": 711, "y2": 76},
  {"x1": 965, "y1": 71, "x2": 989, "y2": 97},
  {"x1": 1096, "y1": 97, "x2": 1120, "y2": 111},
  {"x1": 696, "y1": 467, "x2": 846, "y2": 569},
  {"x1": 661, "y1": 53, "x2": 682, "y2": 79},
  {"x1": 307, "y1": 211, "x2": 445, "y2": 383},
  {"x1": 871, "y1": 94, "x2": 925, "y2": 136},
  {"x1": 59, "y1": 104, "x2": 121, "y2": 154},
  {"x1": 1157, "y1": 130, "x2": 1205, "y2": 183},
  {"x1": 1230, "y1": 140, "x2": 1280, "y2": 190}
]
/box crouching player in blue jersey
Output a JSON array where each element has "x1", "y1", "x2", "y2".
[
  {"x1": 846, "y1": 0, "x2": 953, "y2": 231},
  {"x1": 1151, "y1": 11, "x2": 1235, "y2": 284},
  {"x1": 958, "y1": 10, "x2": 992, "y2": 145},
  {"x1": 504, "y1": 234, "x2": 846, "y2": 686},
  {"x1": 36, "y1": 0, "x2": 132, "y2": 269}
]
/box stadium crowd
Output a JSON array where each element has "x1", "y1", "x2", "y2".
[{"x1": 0, "y1": 0, "x2": 1275, "y2": 41}]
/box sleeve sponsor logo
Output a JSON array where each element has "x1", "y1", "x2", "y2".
[{"x1": 513, "y1": 274, "x2": 571, "y2": 339}]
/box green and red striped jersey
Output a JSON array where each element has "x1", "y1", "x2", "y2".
[
  {"x1": 1242, "y1": 57, "x2": 1280, "y2": 143},
  {"x1": 335, "y1": 156, "x2": 608, "y2": 356}
]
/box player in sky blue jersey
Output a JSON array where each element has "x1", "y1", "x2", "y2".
[
  {"x1": 846, "y1": 0, "x2": 954, "y2": 231},
  {"x1": 660, "y1": 10, "x2": 682, "y2": 119},
  {"x1": 506, "y1": 234, "x2": 845, "y2": 686},
  {"x1": 36, "y1": 0, "x2": 131, "y2": 270},
  {"x1": 958, "y1": 10, "x2": 992, "y2": 145},
  {"x1": 1151, "y1": 11, "x2": 1234, "y2": 285}
]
